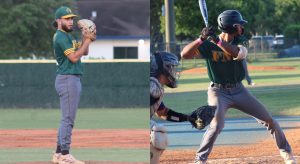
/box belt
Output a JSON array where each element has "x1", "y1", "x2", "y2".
[{"x1": 211, "y1": 82, "x2": 240, "y2": 89}]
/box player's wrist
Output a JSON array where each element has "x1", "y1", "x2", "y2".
[
  {"x1": 187, "y1": 115, "x2": 195, "y2": 122},
  {"x1": 197, "y1": 37, "x2": 204, "y2": 45},
  {"x1": 83, "y1": 37, "x2": 93, "y2": 43},
  {"x1": 166, "y1": 109, "x2": 189, "y2": 122},
  {"x1": 217, "y1": 39, "x2": 222, "y2": 46}
]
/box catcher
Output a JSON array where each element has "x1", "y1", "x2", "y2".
[
  {"x1": 51, "y1": 6, "x2": 96, "y2": 164},
  {"x1": 150, "y1": 51, "x2": 216, "y2": 164},
  {"x1": 181, "y1": 10, "x2": 296, "y2": 164}
]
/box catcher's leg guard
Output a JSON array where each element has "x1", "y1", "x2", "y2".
[
  {"x1": 150, "y1": 124, "x2": 168, "y2": 164},
  {"x1": 150, "y1": 143, "x2": 164, "y2": 164}
]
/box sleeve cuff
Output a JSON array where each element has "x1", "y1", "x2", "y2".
[{"x1": 64, "y1": 48, "x2": 75, "y2": 56}]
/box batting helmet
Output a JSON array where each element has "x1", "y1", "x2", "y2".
[
  {"x1": 150, "y1": 51, "x2": 179, "y2": 88},
  {"x1": 217, "y1": 10, "x2": 247, "y2": 34}
]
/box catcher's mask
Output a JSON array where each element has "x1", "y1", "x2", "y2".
[
  {"x1": 150, "y1": 51, "x2": 179, "y2": 88},
  {"x1": 217, "y1": 10, "x2": 247, "y2": 34}
]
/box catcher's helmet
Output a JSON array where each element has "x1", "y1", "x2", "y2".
[
  {"x1": 217, "y1": 10, "x2": 247, "y2": 34},
  {"x1": 150, "y1": 51, "x2": 179, "y2": 88}
]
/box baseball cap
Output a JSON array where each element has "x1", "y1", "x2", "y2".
[
  {"x1": 53, "y1": 6, "x2": 77, "y2": 28},
  {"x1": 55, "y1": 6, "x2": 77, "y2": 19}
]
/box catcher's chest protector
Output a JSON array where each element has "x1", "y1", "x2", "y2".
[{"x1": 150, "y1": 77, "x2": 164, "y2": 118}]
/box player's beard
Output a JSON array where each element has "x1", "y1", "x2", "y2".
[
  {"x1": 234, "y1": 28, "x2": 244, "y2": 37},
  {"x1": 62, "y1": 23, "x2": 73, "y2": 32},
  {"x1": 241, "y1": 27, "x2": 244, "y2": 35}
]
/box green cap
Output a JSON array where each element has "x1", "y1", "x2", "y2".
[{"x1": 55, "y1": 6, "x2": 77, "y2": 19}]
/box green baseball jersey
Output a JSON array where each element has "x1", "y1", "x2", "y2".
[
  {"x1": 197, "y1": 36, "x2": 248, "y2": 84},
  {"x1": 53, "y1": 30, "x2": 83, "y2": 75}
]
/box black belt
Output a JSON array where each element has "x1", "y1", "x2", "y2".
[{"x1": 211, "y1": 82, "x2": 240, "y2": 89}]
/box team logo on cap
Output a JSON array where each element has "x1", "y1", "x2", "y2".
[{"x1": 66, "y1": 8, "x2": 72, "y2": 14}]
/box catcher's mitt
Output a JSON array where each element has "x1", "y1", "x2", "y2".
[
  {"x1": 188, "y1": 105, "x2": 216, "y2": 130},
  {"x1": 77, "y1": 19, "x2": 96, "y2": 41}
]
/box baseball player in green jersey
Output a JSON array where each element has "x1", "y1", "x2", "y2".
[
  {"x1": 51, "y1": 6, "x2": 95, "y2": 164},
  {"x1": 181, "y1": 10, "x2": 296, "y2": 164}
]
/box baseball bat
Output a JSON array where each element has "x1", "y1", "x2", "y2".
[{"x1": 198, "y1": 0, "x2": 208, "y2": 27}]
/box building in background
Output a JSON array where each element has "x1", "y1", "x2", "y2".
[{"x1": 77, "y1": 0, "x2": 150, "y2": 60}]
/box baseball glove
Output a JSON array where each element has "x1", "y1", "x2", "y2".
[
  {"x1": 188, "y1": 105, "x2": 216, "y2": 130},
  {"x1": 77, "y1": 19, "x2": 97, "y2": 41}
]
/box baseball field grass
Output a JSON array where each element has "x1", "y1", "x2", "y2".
[
  {"x1": 164, "y1": 57, "x2": 300, "y2": 117},
  {"x1": 0, "y1": 108, "x2": 149, "y2": 163},
  {"x1": 0, "y1": 148, "x2": 149, "y2": 163},
  {"x1": 0, "y1": 109, "x2": 148, "y2": 129}
]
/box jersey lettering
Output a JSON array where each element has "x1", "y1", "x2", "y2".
[
  {"x1": 212, "y1": 51, "x2": 232, "y2": 62},
  {"x1": 72, "y1": 40, "x2": 76, "y2": 49}
]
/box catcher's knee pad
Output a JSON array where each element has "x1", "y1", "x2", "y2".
[
  {"x1": 150, "y1": 124, "x2": 168, "y2": 150},
  {"x1": 150, "y1": 143, "x2": 164, "y2": 164}
]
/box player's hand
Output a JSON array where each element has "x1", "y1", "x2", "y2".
[
  {"x1": 200, "y1": 26, "x2": 215, "y2": 41},
  {"x1": 82, "y1": 36, "x2": 93, "y2": 45},
  {"x1": 83, "y1": 33, "x2": 95, "y2": 42},
  {"x1": 77, "y1": 19, "x2": 97, "y2": 42}
]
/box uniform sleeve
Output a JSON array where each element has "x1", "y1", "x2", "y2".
[
  {"x1": 76, "y1": 41, "x2": 82, "y2": 49},
  {"x1": 57, "y1": 35, "x2": 75, "y2": 56},
  {"x1": 157, "y1": 102, "x2": 166, "y2": 111},
  {"x1": 197, "y1": 40, "x2": 211, "y2": 58}
]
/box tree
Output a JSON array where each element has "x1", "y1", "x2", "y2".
[
  {"x1": 0, "y1": 0, "x2": 76, "y2": 59},
  {"x1": 173, "y1": 0, "x2": 229, "y2": 40},
  {"x1": 173, "y1": 0, "x2": 277, "y2": 40},
  {"x1": 150, "y1": 0, "x2": 164, "y2": 52},
  {"x1": 274, "y1": 0, "x2": 300, "y2": 34},
  {"x1": 284, "y1": 24, "x2": 300, "y2": 39},
  {"x1": 158, "y1": 0, "x2": 300, "y2": 41}
]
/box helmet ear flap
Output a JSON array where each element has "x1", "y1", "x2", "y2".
[
  {"x1": 218, "y1": 18, "x2": 222, "y2": 30},
  {"x1": 218, "y1": 22, "x2": 226, "y2": 32},
  {"x1": 233, "y1": 24, "x2": 238, "y2": 33}
]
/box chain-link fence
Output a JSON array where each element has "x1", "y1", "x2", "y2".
[
  {"x1": 152, "y1": 36, "x2": 300, "y2": 60},
  {"x1": 249, "y1": 36, "x2": 300, "y2": 59}
]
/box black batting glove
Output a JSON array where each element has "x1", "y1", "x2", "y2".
[{"x1": 199, "y1": 26, "x2": 215, "y2": 41}]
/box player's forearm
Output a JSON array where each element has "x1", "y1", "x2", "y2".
[
  {"x1": 82, "y1": 38, "x2": 90, "y2": 56},
  {"x1": 156, "y1": 106, "x2": 189, "y2": 122},
  {"x1": 68, "y1": 39, "x2": 91, "y2": 63},
  {"x1": 84, "y1": 47, "x2": 89, "y2": 56},
  {"x1": 166, "y1": 109, "x2": 190, "y2": 122},
  {"x1": 217, "y1": 41, "x2": 239, "y2": 58},
  {"x1": 181, "y1": 39, "x2": 202, "y2": 59},
  {"x1": 76, "y1": 39, "x2": 91, "y2": 57}
]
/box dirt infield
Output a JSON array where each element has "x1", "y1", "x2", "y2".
[
  {"x1": 1, "y1": 129, "x2": 148, "y2": 164},
  {"x1": 0, "y1": 129, "x2": 148, "y2": 149},
  {"x1": 182, "y1": 65, "x2": 296, "y2": 74},
  {"x1": 16, "y1": 162, "x2": 148, "y2": 164},
  {"x1": 160, "y1": 128, "x2": 300, "y2": 163}
]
